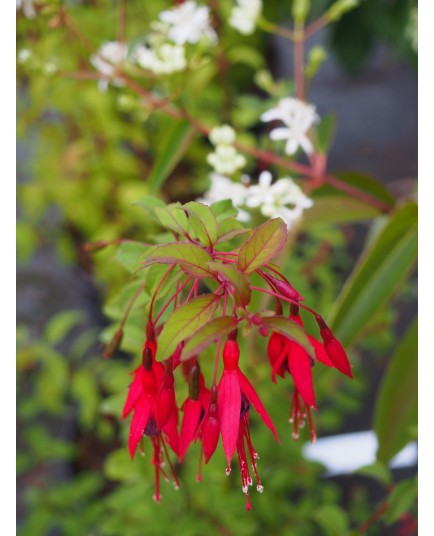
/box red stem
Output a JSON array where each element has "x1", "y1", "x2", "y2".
[{"x1": 154, "y1": 276, "x2": 193, "y2": 325}]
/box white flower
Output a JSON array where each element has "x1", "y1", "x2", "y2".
[
  {"x1": 18, "y1": 49, "x2": 32, "y2": 63},
  {"x1": 199, "y1": 174, "x2": 250, "y2": 221},
  {"x1": 261, "y1": 97, "x2": 319, "y2": 155},
  {"x1": 134, "y1": 43, "x2": 187, "y2": 74},
  {"x1": 245, "y1": 171, "x2": 313, "y2": 228},
  {"x1": 159, "y1": 1, "x2": 217, "y2": 45},
  {"x1": 90, "y1": 41, "x2": 127, "y2": 91},
  {"x1": 229, "y1": 0, "x2": 262, "y2": 35},
  {"x1": 17, "y1": 0, "x2": 36, "y2": 19},
  {"x1": 209, "y1": 125, "x2": 236, "y2": 146},
  {"x1": 207, "y1": 145, "x2": 246, "y2": 175}
]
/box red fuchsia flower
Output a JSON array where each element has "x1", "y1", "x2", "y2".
[
  {"x1": 178, "y1": 361, "x2": 210, "y2": 461},
  {"x1": 316, "y1": 316, "x2": 353, "y2": 378},
  {"x1": 122, "y1": 340, "x2": 180, "y2": 501},
  {"x1": 266, "y1": 308, "x2": 337, "y2": 441},
  {"x1": 235, "y1": 395, "x2": 264, "y2": 510},
  {"x1": 218, "y1": 334, "x2": 280, "y2": 473}
]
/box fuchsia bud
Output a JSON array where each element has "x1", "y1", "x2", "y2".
[
  {"x1": 316, "y1": 317, "x2": 353, "y2": 378},
  {"x1": 263, "y1": 273, "x2": 304, "y2": 302},
  {"x1": 202, "y1": 385, "x2": 220, "y2": 464}
]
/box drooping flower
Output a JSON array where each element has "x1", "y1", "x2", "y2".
[
  {"x1": 134, "y1": 42, "x2": 187, "y2": 75},
  {"x1": 218, "y1": 336, "x2": 279, "y2": 468},
  {"x1": 235, "y1": 397, "x2": 265, "y2": 510},
  {"x1": 229, "y1": 0, "x2": 262, "y2": 35},
  {"x1": 178, "y1": 361, "x2": 210, "y2": 461},
  {"x1": 122, "y1": 341, "x2": 179, "y2": 501},
  {"x1": 159, "y1": 1, "x2": 217, "y2": 45},
  {"x1": 261, "y1": 97, "x2": 319, "y2": 155}
]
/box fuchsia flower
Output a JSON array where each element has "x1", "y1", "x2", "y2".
[
  {"x1": 178, "y1": 361, "x2": 210, "y2": 461},
  {"x1": 122, "y1": 340, "x2": 179, "y2": 501},
  {"x1": 218, "y1": 335, "x2": 280, "y2": 466},
  {"x1": 116, "y1": 216, "x2": 354, "y2": 508}
]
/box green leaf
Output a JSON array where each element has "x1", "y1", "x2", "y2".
[
  {"x1": 182, "y1": 316, "x2": 240, "y2": 361},
  {"x1": 374, "y1": 318, "x2": 418, "y2": 463},
  {"x1": 383, "y1": 477, "x2": 418, "y2": 525},
  {"x1": 333, "y1": 172, "x2": 396, "y2": 206},
  {"x1": 355, "y1": 461, "x2": 392, "y2": 486},
  {"x1": 304, "y1": 196, "x2": 379, "y2": 228},
  {"x1": 133, "y1": 195, "x2": 165, "y2": 213},
  {"x1": 183, "y1": 201, "x2": 218, "y2": 247},
  {"x1": 141, "y1": 242, "x2": 215, "y2": 278},
  {"x1": 312, "y1": 504, "x2": 349, "y2": 535},
  {"x1": 260, "y1": 316, "x2": 314, "y2": 358},
  {"x1": 147, "y1": 120, "x2": 195, "y2": 194},
  {"x1": 44, "y1": 310, "x2": 85, "y2": 345},
  {"x1": 209, "y1": 199, "x2": 238, "y2": 220},
  {"x1": 154, "y1": 203, "x2": 190, "y2": 236},
  {"x1": 238, "y1": 218, "x2": 287, "y2": 273},
  {"x1": 116, "y1": 242, "x2": 150, "y2": 272},
  {"x1": 216, "y1": 218, "x2": 250, "y2": 244},
  {"x1": 156, "y1": 294, "x2": 221, "y2": 361},
  {"x1": 208, "y1": 262, "x2": 251, "y2": 306},
  {"x1": 329, "y1": 202, "x2": 417, "y2": 346},
  {"x1": 227, "y1": 46, "x2": 264, "y2": 69}
]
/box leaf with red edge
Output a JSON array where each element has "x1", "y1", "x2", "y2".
[
  {"x1": 182, "y1": 316, "x2": 240, "y2": 361},
  {"x1": 237, "y1": 370, "x2": 280, "y2": 442},
  {"x1": 128, "y1": 396, "x2": 151, "y2": 459},
  {"x1": 238, "y1": 218, "x2": 287, "y2": 273},
  {"x1": 183, "y1": 201, "x2": 218, "y2": 247},
  {"x1": 156, "y1": 294, "x2": 221, "y2": 361},
  {"x1": 208, "y1": 262, "x2": 251, "y2": 306},
  {"x1": 141, "y1": 242, "x2": 215, "y2": 279},
  {"x1": 218, "y1": 371, "x2": 241, "y2": 464},
  {"x1": 287, "y1": 344, "x2": 317, "y2": 408}
]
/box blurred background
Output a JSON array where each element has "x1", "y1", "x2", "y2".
[{"x1": 17, "y1": 1, "x2": 417, "y2": 534}]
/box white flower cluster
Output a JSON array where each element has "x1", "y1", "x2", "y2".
[
  {"x1": 90, "y1": 41, "x2": 128, "y2": 92},
  {"x1": 229, "y1": 0, "x2": 262, "y2": 35},
  {"x1": 261, "y1": 97, "x2": 319, "y2": 155},
  {"x1": 158, "y1": 1, "x2": 217, "y2": 45},
  {"x1": 200, "y1": 171, "x2": 313, "y2": 227},
  {"x1": 134, "y1": 43, "x2": 186, "y2": 75},
  {"x1": 91, "y1": 2, "x2": 216, "y2": 87},
  {"x1": 207, "y1": 125, "x2": 246, "y2": 176}
]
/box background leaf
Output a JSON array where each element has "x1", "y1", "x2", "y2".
[
  {"x1": 374, "y1": 318, "x2": 418, "y2": 463},
  {"x1": 329, "y1": 202, "x2": 417, "y2": 346},
  {"x1": 147, "y1": 120, "x2": 195, "y2": 194}
]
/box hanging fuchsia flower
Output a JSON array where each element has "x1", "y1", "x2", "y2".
[
  {"x1": 110, "y1": 214, "x2": 354, "y2": 507},
  {"x1": 218, "y1": 335, "x2": 280, "y2": 469},
  {"x1": 178, "y1": 361, "x2": 210, "y2": 461},
  {"x1": 122, "y1": 340, "x2": 179, "y2": 501}
]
